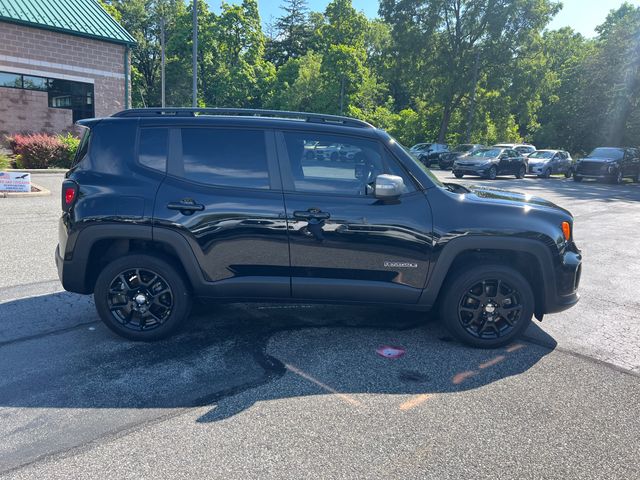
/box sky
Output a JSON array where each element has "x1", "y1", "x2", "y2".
[{"x1": 208, "y1": 0, "x2": 640, "y2": 38}]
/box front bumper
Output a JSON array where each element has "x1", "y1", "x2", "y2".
[
  {"x1": 528, "y1": 164, "x2": 547, "y2": 175},
  {"x1": 545, "y1": 247, "x2": 582, "y2": 314},
  {"x1": 452, "y1": 164, "x2": 492, "y2": 176}
]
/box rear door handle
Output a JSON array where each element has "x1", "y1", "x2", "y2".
[
  {"x1": 167, "y1": 200, "x2": 205, "y2": 215},
  {"x1": 293, "y1": 209, "x2": 330, "y2": 220}
]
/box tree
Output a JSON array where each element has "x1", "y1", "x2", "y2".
[{"x1": 268, "y1": 0, "x2": 312, "y2": 66}]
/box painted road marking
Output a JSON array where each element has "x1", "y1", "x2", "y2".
[
  {"x1": 284, "y1": 363, "x2": 364, "y2": 407},
  {"x1": 399, "y1": 394, "x2": 432, "y2": 411}
]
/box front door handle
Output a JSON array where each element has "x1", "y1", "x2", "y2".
[
  {"x1": 293, "y1": 209, "x2": 330, "y2": 221},
  {"x1": 167, "y1": 199, "x2": 205, "y2": 215}
]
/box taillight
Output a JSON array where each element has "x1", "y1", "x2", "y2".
[{"x1": 61, "y1": 180, "x2": 78, "y2": 212}]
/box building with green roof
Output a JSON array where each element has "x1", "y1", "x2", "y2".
[{"x1": 0, "y1": 0, "x2": 135, "y2": 136}]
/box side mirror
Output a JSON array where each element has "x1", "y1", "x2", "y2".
[{"x1": 374, "y1": 174, "x2": 404, "y2": 200}]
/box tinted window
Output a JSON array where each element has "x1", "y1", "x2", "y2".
[
  {"x1": 139, "y1": 128, "x2": 168, "y2": 172},
  {"x1": 180, "y1": 128, "x2": 269, "y2": 189},
  {"x1": 0, "y1": 72, "x2": 22, "y2": 88},
  {"x1": 283, "y1": 132, "x2": 414, "y2": 196}
]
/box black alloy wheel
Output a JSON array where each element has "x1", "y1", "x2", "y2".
[
  {"x1": 564, "y1": 168, "x2": 573, "y2": 179},
  {"x1": 440, "y1": 264, "x2": 534, "y2": 348},
  {"x1": 487, "y1": 165, "x2": 497, "y2": 180},
  {"x1": 106, "y1": 268, "x2": 173, "y2": 332},
  {"x1": 94, "y1": 254, "x2": 192, "y2": 341},
  {"x1": 456, "y1": 279, "x2": 523, "y2": 340},
  {"x1": 515, "y1": 165, "x2": 526, "y2": 179}
]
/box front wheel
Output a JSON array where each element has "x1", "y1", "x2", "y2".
[
  {"x1": 486, "y1": 165, "x2": 497, "y2": 180},
  {"x1": 439, "y1": 264, "x2": 534, "y2": 348},
  {"x1": 515, "y1": 165, "x2": 526, "y2": 179},
  {"x1": 611, "y1": 170, "x2": 623, "y2": 184},
  {"x1": 564, "y1": 168, "x2": 573, "y2": 179},
  {"x1": 94, "y1": 254, "x2": 192, "y2": 341},
  {"x1": 454, "y1": 172, "x2": 464, "y2": 179},
  {"x1": 541, "y1": 168, "x2": 551, "y2": 179}
]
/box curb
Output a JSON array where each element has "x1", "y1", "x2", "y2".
[
  {"x1": 6, "y1": 168, "x2": 67, "y2": 174},
  {"x1": 0, "y1": 183, "x2": 51, "y2": 198}
]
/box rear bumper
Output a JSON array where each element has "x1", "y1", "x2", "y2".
[{"x1": 55, "y1": 243, "x2": 92, "y2": 294}]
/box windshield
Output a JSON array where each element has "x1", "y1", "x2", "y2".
[
  {"x1": 528, "y1": 151, "x2": 554, "y2": 159},
  {"x1": 471, "y1": 148, "x2": 501, "y2": 158},
  {"x1": 410, "y1": 143, "x2": 431, "y2": 152},
  {"x1": 588, "y1": 148, "x2": 623, "y2": 160}
]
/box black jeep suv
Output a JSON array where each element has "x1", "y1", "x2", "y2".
[{"x1": 56, "y1": 108, "x2": 581, "y2": 348}]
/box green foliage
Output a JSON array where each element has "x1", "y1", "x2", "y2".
[
  {"x1": 0, "y1": 153, "x2": 11, "y2": 170},
  {"x1": 105, "y1": 0, "x2": 640, "y2": 154},
  {"x1": 55, "y1": 133, "x2": 81, "y2": 168}
]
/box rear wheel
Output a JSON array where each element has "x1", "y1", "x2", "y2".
[
  {"x1": 564, "y1": 168, "x2": 573, "y2": 179},
  {"x1": 94, "y1": 254, "x2": 192, "y2": 341},
  {"x1": 515, "y1": 165, "x2": 526, "y2": 179},
  {"x1": 439, "y1": 264, "x2": 534, "y2": 348}
]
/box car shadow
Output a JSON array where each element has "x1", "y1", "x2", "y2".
[{"x1": 0, "y1": 293, "x2": 556, "y2": 418}]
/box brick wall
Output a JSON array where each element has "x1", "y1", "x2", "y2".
[
  {"x1": 0, "y1": 88, "x2": 73, "y2": 136},
  {"x1": 0, "y1": 21, "x2": 129, "y2": 136}
]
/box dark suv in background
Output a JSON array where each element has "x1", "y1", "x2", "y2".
[
  {"x1": 56, "y1": 108, "x2": 581, "y2": 348},
  {"x1": 574, "y1": 147, "x2": 640, "y2": 183}
]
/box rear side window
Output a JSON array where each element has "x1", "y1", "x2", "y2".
[
  {"x1": 72, "y1": 128, "x2": 90, "y2": 167},
  {"x1": 139, "y1": 128, "x2": 168, "y2": 172},
  {"x1": 180, "y1": 128, "x2": 269, "y2": 189}
]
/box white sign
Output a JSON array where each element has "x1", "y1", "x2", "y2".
[{"x1": 0, "y1": 172, "x2": 31, "y2": 193}]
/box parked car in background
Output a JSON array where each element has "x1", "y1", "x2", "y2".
[
  {"x1": 574, "y1": 147, "x2": 640, "y2": 183},
  {"x1": 438, "y1": 144, "x2": 485, "y2": 169},
  {"x1": 527, "y1": 150, "x2": 574, "y2": 178},
  {"x1": 453, "y1": 147, "x2": 528, "y2": 179},
  {"x1": 411, "y1": 143, "x2": 450, "y2": 167},
  {"x1": 494, "y1": 143, "x2": 537, "y2": 156}
]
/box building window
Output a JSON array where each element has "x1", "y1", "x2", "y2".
[{"x1": 0, "y1": 71, "x2": 94, "y2": 122}]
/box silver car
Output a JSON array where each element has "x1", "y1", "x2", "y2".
[{"x1": 527, "y1": 150, "x2": 574, "y2": 178}]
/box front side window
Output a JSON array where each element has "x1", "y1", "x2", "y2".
[
  {"x1": 180, "y1": 128, "x2": 269, "y2": 189},
  {"x1": 282, "y1": 131, "x2": 414, "y2": 196},
  {"x1": 139, "y1": 128, "x2": 168, "y2": 172}
]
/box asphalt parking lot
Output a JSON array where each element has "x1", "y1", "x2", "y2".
[{"x1": 1, "y1": 172, "x2": 639, "y2": 479}]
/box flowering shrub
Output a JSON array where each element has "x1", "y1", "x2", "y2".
[{"x1": 6, "y1": 132, "x2": 79, "y2": 169}]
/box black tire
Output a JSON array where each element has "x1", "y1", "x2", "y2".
[
  {"x1": 487, "y1": 165, "x2": 497, "y2": 180},
  {"x1": 94, "y1": 254, "x2": 192, "y2": 341},
  {"x1": 439, "y1": 264, "x2": 534, "y2": 348},
  {"x1": 573, "y1": 175, "x2": 583, "y2": 182},
  {"x1": 454, "y1": 172, "x2": 464, "y2": 179},
  {"x1": 541, "y1": 168, "x2": 551, "y2": 179},
  {"x1": 564, "y1": 168, "x2": 573, "y2": 179},
  {"x1": 515, "y1": 164, "x2": 526, "y2": 179}
]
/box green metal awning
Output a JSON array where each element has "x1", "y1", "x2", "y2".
[{"x1": 0, "y1": 0, "x2": 135, "y2": 45}]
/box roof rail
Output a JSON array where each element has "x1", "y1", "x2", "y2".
[{"x1": 111, "y1": 108, "x2": 374, "y2": 128}]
